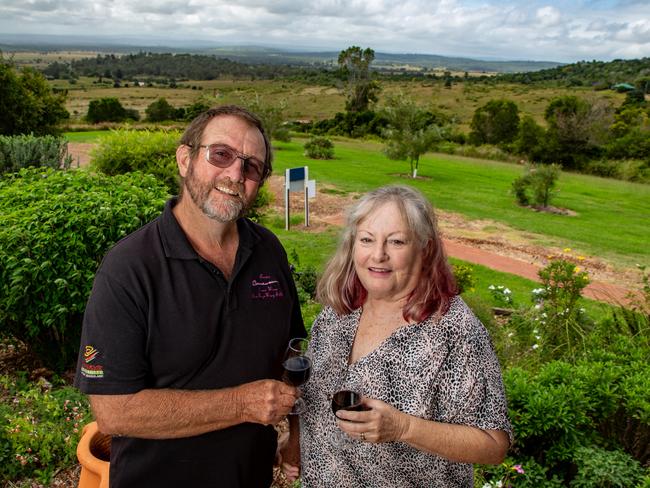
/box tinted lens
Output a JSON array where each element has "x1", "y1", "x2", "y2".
[
  {"x1": 206, "y1": 145, "x2": 264, "y2": 182},
  {"x1": 207, "y1": 145, "x2": 236, "y2": 168},
  {"x1": 242, "y1": 158, "x2": 264, "y2": 182}
]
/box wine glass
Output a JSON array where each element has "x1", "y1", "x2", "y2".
[
  {"x1": 330, "y1": 388, "x2": 366, "y2": 446},
  {"x1": 282, "y1": 337, "x2": 311, "y2": 415}
]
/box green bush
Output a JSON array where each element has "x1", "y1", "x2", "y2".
[
  {"x1": 145, "y1": 97, "x2": 183, "y2": 122},
  {"x1": 0, "y1": 168, "x2": 169, "y2": 371},
  {"x1": 452, "y1": 263, "x2": 476, "y2": 294},
  {"x1": 0, "y1": 58, "x2": 69, "y2": 136},
  {"x1": 86, "y1": 97, "x2": 136, "y2": 124},
  {"x1": 304, "y1": 136, "x2": 334, "y2": 159},
  {"x1": 91, "y1": 129, "x2": 181, "y2": 193},
  {"x1": 505, "y1": 337, "x2": 650, "y2": 480},
  {"x1": 0, "y1": 374, "x2": 92, "y2": 484},
  {"x1": 0, "y1": 134, "x2": 72, "y2": 174},
  {"x1": 512, "y1": 163, "x2": 561, "y2": 208},
  {"x1": 570, "y1": 446, "x2": 645, "y2": 488},
  {"x1": 246, "y1": 185, "x2": 273, "y2": 223},
  {"x1": 536, "y1": 258, "x2": 591, "y2": 358}
]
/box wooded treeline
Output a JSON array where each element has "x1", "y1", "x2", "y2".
[{"x1": 498, "y1": 57, "x2": 650, "y2": 90}]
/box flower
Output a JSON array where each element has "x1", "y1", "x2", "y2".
[
  {"x1": 512, "y1": 464, "x2": 525, "y2": 474},
  {"x1": 564, "y1": 247, "x2": 572, "y2": 252},
  {"x1": 574, "y1": 266, "x2": 581, "y2": 273},
  {"x1": 578, "y1": 256, "x2": 585, "y2": 261},
  {"x1": 532, "y1": 344, "x2": 539, "y2": 350}
]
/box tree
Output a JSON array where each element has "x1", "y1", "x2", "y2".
[
  {"x1": 544, "y1": 96, "x2": 614, "y2": 168},
  {"x1": 244, "y1": 94, "x2": 291, "y2": 142},
  {"x1": 86, "y1": 97, "x2": 130, "y2": 123},
  {"x1": 469, "y1": 99, "x2": 520, "y2": 145},
  {"x1": 381, "y1": 94, "x2": 444, "y2": 178},
  {"x1": 0, "y1": 58, "x2": 69, "y2": 135},
  {"x1": 145, "y1": 97, "x2": 179, "y2": 122},
  {"x1": 338, "y1": 46, "x2": 380, "y2": 113},
  {"x1": 513, "y1": 115, "x2": 546, "y2": 161}
]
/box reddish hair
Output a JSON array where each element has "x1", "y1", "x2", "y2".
[{"x1": 317, "y1": 185, "x2": 457, "y2": 322}]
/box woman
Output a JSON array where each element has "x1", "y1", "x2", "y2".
[{"x1": 282, "y1": 185, "x2": 511, "y2": 487}]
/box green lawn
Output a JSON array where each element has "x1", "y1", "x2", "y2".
[
  {"x1": 64, "y1": 130, "x2": 113, "y2": 142},
  {"x1": 271, "y1": 137, "x2": 649, "y2": 269}
]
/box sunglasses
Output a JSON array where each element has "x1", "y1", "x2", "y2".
[{"x1": 194, "y1": 143, "x2": 266, "y2": 182}]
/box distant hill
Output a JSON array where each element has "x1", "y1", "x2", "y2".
[
  {"x1": 498, "y1": 57, "x2": 650, "y2": 88},
  {"x1": 0, "y1": 33, "x2": 561, "y2": 74}
]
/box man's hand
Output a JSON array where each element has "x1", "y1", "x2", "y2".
[{"x1": 236, "y1": 379, "x2": 298, "y2": 425}]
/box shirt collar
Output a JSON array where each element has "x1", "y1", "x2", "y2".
[{"x1": 160, "y1": 197, "x2": 260, "y2": 260}]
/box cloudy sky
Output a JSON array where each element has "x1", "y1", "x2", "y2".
[{"x1": 1, "y1": 0, "x2": 649, "y2": 62}]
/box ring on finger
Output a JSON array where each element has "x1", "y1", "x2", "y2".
[{"x1": 360, "y1": 432, "x2": 366, "y2": 441}]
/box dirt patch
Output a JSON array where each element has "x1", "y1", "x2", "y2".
[
  {"x1": 265, "y1": 176, "x2": 641, "y2": 301},
  {"x1": 66, "y1": 142, "x2": 95, "y2": 168}
]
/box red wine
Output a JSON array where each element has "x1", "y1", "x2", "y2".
[
  {"x1": 282, "y1": 356, "x2": 312, "y2": 387},
  {"x1": 331, "y1": 390, "x2": 366, "y2": 414}
]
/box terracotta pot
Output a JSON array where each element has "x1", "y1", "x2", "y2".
[{"x1": 77, "y1": 421, "x2": 110, "y2": 488}]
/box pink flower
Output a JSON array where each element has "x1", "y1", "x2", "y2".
[{"x1": 512, "y1": 464, "x2": 525, "y2": 474}]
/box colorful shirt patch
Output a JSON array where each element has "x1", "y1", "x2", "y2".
[
  {"x1": 251, "y1": 273, "x2": 284, "y2": 300},
  {"x1": 81, "y1": 345, "x2": 104, "y2": 378}
]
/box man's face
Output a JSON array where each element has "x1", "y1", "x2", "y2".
[{"x1": 181, "y1": 115, "x2": 266, "y2": 223}]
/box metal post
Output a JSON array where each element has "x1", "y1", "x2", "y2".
[{"x1": 304, "y1": 186, "x2": 309, "y2": 227}]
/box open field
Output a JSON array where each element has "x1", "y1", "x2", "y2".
[
  {"x1": 5, "y1": 50, "x2": 102, "y2": 69},
  {"x1": 268, "y1": 137, "x2": 649, "y2": 272},
  {"x1": 54, "y1": 77, "x2": 627, "y2": 130}
]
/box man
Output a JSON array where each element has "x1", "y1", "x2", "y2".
[{"x1": 75, "y1": 105, "x2": 304, "y2": 487}]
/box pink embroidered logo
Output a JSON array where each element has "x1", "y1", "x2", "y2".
[{"x1": 251, "y1": 273, "x2": 284, "y2": 300}]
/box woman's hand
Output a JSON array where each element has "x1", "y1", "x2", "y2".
[{"x1": 335, "y1": 396, "x2": 411, "y2": 444}]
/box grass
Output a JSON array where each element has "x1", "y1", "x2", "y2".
[
  {"x1": 53, "y1": 76, "x2": 626, "y2": 129},
  {"x1": 270, "y1": 137, "x2": 649, "y2": 270},
  {"x1": 64, "y1": 131, "x2": 113, "y2": 142},
  {"x1": 263, "y1": 217, "x2": 610, "y2": 327},
  {"x1": 63, "y1": 130, "x2": 648, "y2": 270}
]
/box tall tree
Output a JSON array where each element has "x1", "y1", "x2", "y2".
[
  {"x1": 544, "y1": 95, "x2": 613, "y2": 168},
  {"x1": 0, "y1": 58, "x2": 69, "y2": 135},
  {"x1": 381, "y1": 94, "x2": 444, "y2": 178},
  {"x1": 337, "y1": 46, "x2": 380, "y2": 113},
  {"x1": 469, "y1": 99, "x2": 520, "y2": 145}
]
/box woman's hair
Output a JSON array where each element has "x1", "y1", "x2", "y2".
[{"x1": 317, "y1": 185, "x2": 457, "y2": 322}]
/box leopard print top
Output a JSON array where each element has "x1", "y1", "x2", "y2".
[{"x1": 300, "y1": 296, "x2": 511, "y2": 487}]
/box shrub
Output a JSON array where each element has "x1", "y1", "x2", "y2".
[
  {"x1": 91, "y1": 129, "x2": 181, "y2": 193},
  {"x1": 0, "y1": 374, "x2": 92, "y2": 484},
  {"x1": 0, "y1": 134, "x2": 72, "y2": 174},
  {"x1": 469, "y1": 99, "x2": 520, "y2": 145},
  {"x1": 184, "y1": 100, "x2": 210, "y2": 121},
  {"x1": 512, "y1": 163, "x2": 561, "y2": 208},
  {"x1": 246, "y1": 185, "x2": 273, "y2": 223},
  {"x1": 570, "y1": 446, "x2": 645, "y2": 487},
  {"x1": 304, "y1": 136, "x2": 334, "y2": 159},
  {"x1": 0, "y1": 168, "x2": 169, "y2": 371},
  {"x1": 145, "y1": 97, "x2": 181, "y2": 122},
  {"x1": 0, "y1": 58, "x2": 69, "y2": 136},
  {"x1": 505, "y1": 336, "x2": 650, "y2": 480},
  {"x1": 86, "y1": 97, "x2": 136, "y2": 123},
  {"x1": 288, "y1": 249, "x2": 318, "y2": 303},
  {"x1": 452, "y1": 263, "x2": 476, "y2": 294},
  {"x1": 536, "y1": 258, "x2": 591, "y2": 358}
]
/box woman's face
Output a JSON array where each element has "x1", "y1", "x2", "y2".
[{"x1": 353, "y1": 201, "x2": 423, "y2": 302}]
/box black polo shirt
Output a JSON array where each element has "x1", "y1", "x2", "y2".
[{"x1": 75, "y1": 198, "x2": 305, "y2": 488}]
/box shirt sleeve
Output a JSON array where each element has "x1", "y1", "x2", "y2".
[
  {"x1": 74, "y1": 269, "x2": 150, "y2": 395},
  {"x1": 433, "y1": 304, "x2": 512, "y2": 438}
]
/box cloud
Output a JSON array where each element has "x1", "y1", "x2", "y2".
[{"x1": 1, "y1": 0, "x2": 650, "y2": 62}]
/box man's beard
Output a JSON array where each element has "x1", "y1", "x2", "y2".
[{"x1": 184, "y1": 161, "x2": 249, "y2": 223}]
